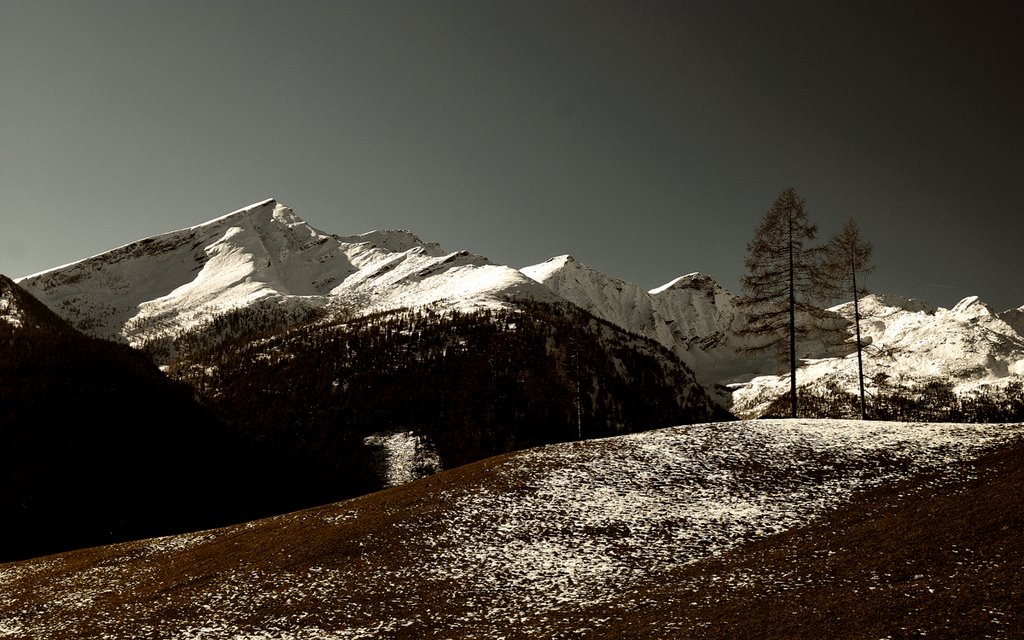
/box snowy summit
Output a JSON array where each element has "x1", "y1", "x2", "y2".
[{"x1": 13, "y1": 199, "x2": 1024, "y2": 415}]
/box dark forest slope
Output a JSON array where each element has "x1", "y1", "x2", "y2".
[
  {"x1": 166, "y1": 301, "x2": 726, "y2": 508},
  {"x1": 1, "y1": 278, "x2": 725, "y2": 562},
  {"x1": 0, "y1": 276, "x2": 256, "y2": 562}
]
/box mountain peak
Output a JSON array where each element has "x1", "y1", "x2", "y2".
[
  {"x1": 341, "y1": 229, "x2": 441, "y2": 256},
  {"x1": 847, "y1": 293, "x2": 937, "y2": 315},
  {"x1": 519, "y1": 254, "x2": 579, "y2": 283},
  {"x1": 649, "y1": 272, "x2": 721, "y2": 296},
  {"x1": 950, "y1": 295, "x2": 995, "y2": 318},
  {"x1": 189, "y1": 198, "x2": 279, "y2": 232},
  {"x1": 15, "y1": 201, "x2": 561, "y2": 347}
]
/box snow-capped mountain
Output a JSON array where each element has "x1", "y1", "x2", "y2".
[
  {"x1": 843, "y1": 294, "x2": 1024, "y2": 383},
  {"x1": 729, "y1": 293, "x2": 1024, "y2": 417},
  {"x1": 522, "y1": 256, "x2": 755, "y2": 383},
  {"x1": 14, "y1": 199, "x2": 1023, "y2": 416},
  {"x1": 521, "y1": 254, "x2": 851, "y2": 402},
  {"x1": 17, "y1": 199, "x2": 557, "y2": 349},
  {"x1": 522, "y1": 257, "x2": 742, "y2": 363},
  {"x1": 519, "y1": 254, "x2": 1023, "y2": 416},
  {"x1": 7, "y1": 202, "x2": 722, "y2": 553}
]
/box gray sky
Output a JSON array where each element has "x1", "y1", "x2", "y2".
[{"x1": 2, "y1": 0, "x2": 1021, "y2": 310}]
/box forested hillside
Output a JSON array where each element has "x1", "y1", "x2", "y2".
[
  {"x1": 2, "y1": 273, "x2": 725, "y2": 561},
  {"x1": 757, "y1": 379, "x2": 1024, "y2": 423},
  {"x1": 0, "y1": 276, "x2": 257, "y2": 562},
  {"x1": 168, "y1": 301, "x2": 725, "y2": 508}
]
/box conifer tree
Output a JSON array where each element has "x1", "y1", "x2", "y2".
[
  {"x1": 738, "y1": 187, "x2": 819, "y2": 418},
  {"x1": 818, "y1": 218, "x2": 874, "y2": 419}
]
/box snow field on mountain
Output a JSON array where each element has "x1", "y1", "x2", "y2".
[
  {"x1": 1, "y1": 419, "x2": 1019, "y2": 639},
  {"x1": 17, "y1": 199, "x2": 557, "y2": 349},
  {"x1": 13, "y1": 198, "x2": 1023, "y2": 417},
  {"x1": 522, "y1": 253, "x2": 1024, "y2": 417},
  {"x1": 728, "y1": 294, "x2": 1024, "y2": 417}
]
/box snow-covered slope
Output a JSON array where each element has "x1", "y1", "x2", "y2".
[
  {"x1": 0, "y1": 277, "x2": 26, "y2": 330},
  {"x1": 0, "y1": 274, "x2": 74, "y2": 334},
  {"x1": 17, "y1": 199, "x2": 557, "y2": 347},
  {"x1": 522, "y1": 256, "x2": 749, "y2": 381},
  {"x1": 1, "y1": 419, "x2": 1020, "y2": 638},
  {"x1": 521, "y1": 255, "x2": 1023, "y2": 416},
  {"x1": 730, "y1": 293, "x2": 1024, "y2": 417},
  {"x1": 849, "y1": 294, "x2": 1024, "y2": 382},
  {"x1": 15, "y1": 198, "x2": 1022, "y2": 417},
  {"x1": 521, "y1": 255, "x2": 846, "y2": 402},
  {"x1": 997, "y1": 305, "x2": 1024, "y2": 340}
]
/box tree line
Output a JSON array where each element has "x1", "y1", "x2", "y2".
[{"x1": 763, "y1": 378, "x2": 1024, "y2": 423}]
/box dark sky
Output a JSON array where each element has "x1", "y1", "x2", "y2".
[{"x1": 2, "y1": 1, "x2": 1021, "y2": 310}]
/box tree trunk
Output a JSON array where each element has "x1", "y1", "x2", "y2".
[
  {"x1": 852, "y1": 258, "x2": 867, "y2": 420},
  {"x1": 788, "y1": 215, "x2": 797, "y2": 418}
]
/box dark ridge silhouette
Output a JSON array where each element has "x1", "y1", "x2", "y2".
[{"x1": 0, "y1": 276, "x2": 258, "y2": 562}]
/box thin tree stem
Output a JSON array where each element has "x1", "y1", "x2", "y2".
[
  {"x1": 852, "y1": 257, "x2": 866, "y2": 420},
  {"x1": 789, "y1": 214, "x2": 797, "y2": 418}
]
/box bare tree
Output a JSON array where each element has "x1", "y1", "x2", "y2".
[
  {"x1": 738, "y1": 187, "x2": 819, "y2": 418},
  {"x1": 818, "y1": 218, "x2": 875, "y2": 419}
]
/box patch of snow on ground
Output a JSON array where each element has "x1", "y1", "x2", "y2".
[
  {"x1": 417, "y1": 420, "x2": 1021, "y2": 620},
  {"x1": 363, "y1": 430, "x2": 442, "y2": 488}
]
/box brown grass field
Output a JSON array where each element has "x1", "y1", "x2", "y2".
[{"x1": 0, "y1": 419, "x2": 1020, "y2": 639}]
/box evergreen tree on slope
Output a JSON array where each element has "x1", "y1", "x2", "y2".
[
  {"x1": 817, "y1": 218, "x2": 875, "y2": 419},
  {"x1": 738, "y1": 187, "x2": 819, "y2": 418}
]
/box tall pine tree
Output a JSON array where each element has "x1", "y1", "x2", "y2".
[
  {"x1": 817, "y1": 218, "x2": 874, "y2": 419},
  {"x1": 738, "y1": 187, "x2": 819, "y2": 418}
]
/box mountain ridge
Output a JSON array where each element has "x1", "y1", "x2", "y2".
[
  {"x1": 0, "y1": 275, "x2": 270, "y2": 562},
  {"x1": 14, "y1": 199, "x2": 1024, "y2": 415},
  {"x1": 17, "y1": 199, "x2": 560, "y2": 351},
  {"x1": 4, "y1": 199, "x2": 1021, "y2": 635}
]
